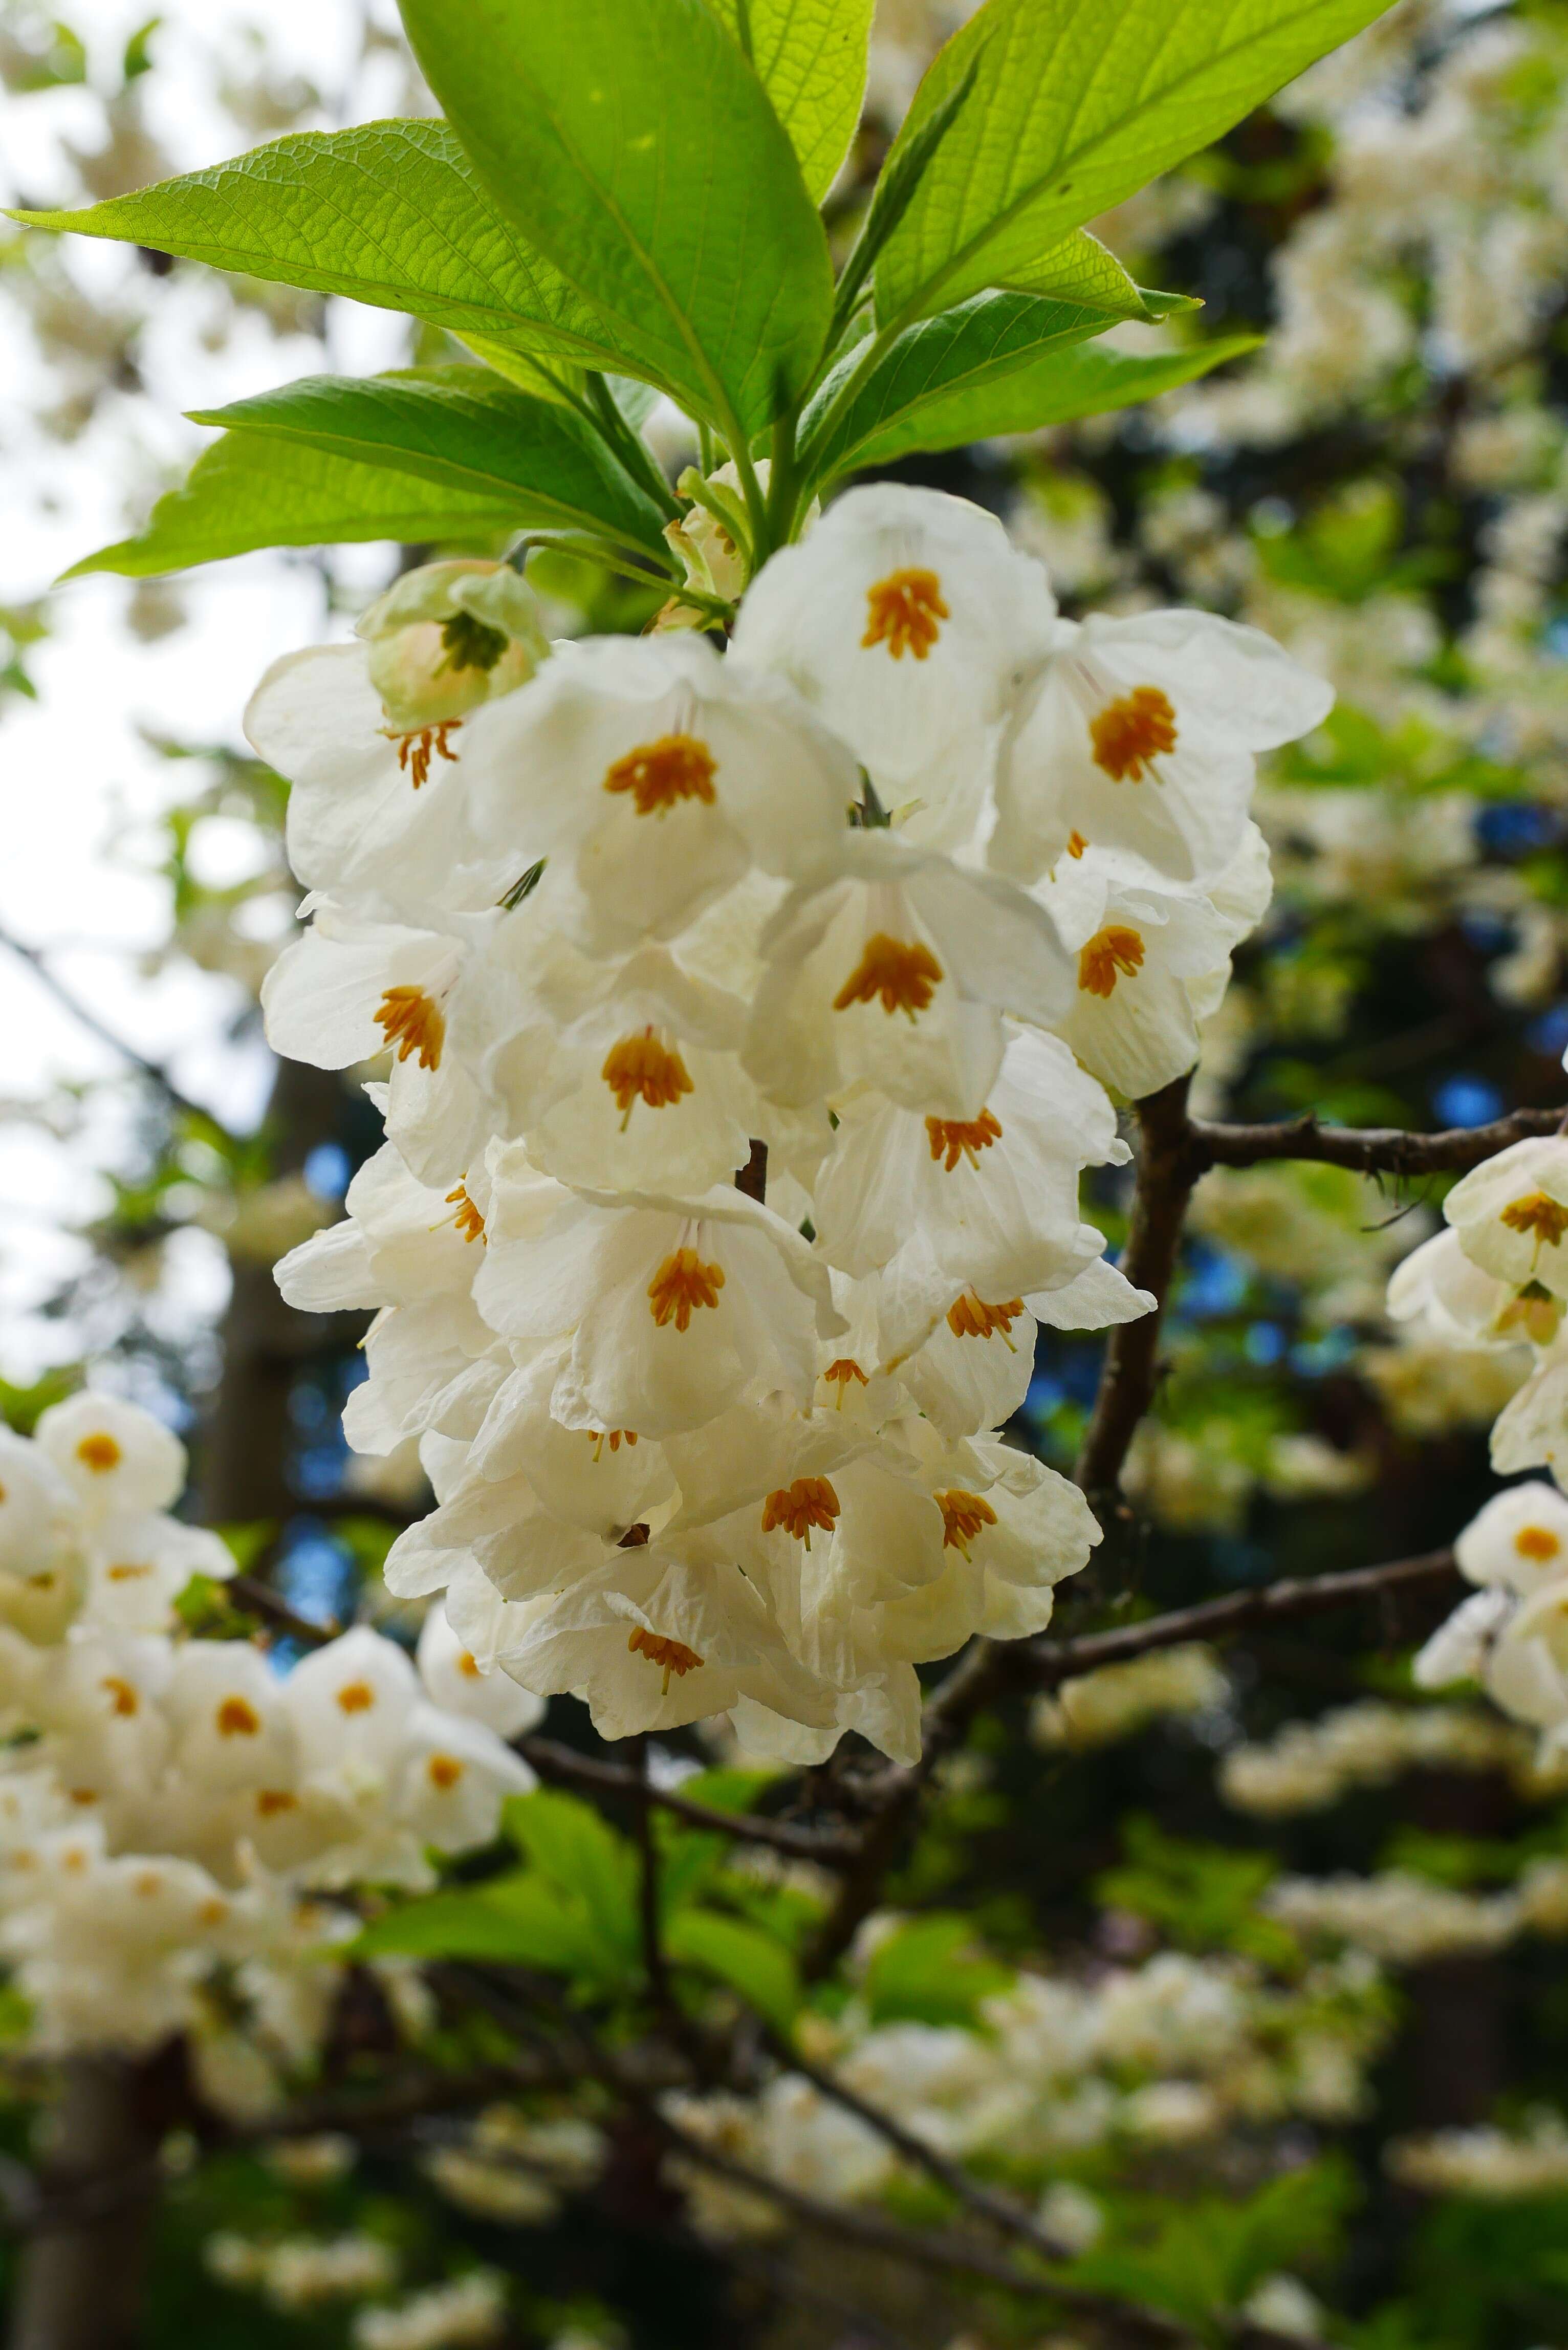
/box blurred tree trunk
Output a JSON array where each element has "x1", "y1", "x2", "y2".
[{"x1": 9, "y1": 2060, "x2": 156, "y2": 2350}]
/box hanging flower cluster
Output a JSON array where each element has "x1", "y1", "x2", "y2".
[
  {"x1": 1389, "y1": 1129, "x2": 1568, "y2": 1760},
  {"x1": 0, "y1": 1394, "x2": 534, "y2": 2066},
  {"x1": 261, "y1": 486, "x2": 1334, "y2": 1765}
]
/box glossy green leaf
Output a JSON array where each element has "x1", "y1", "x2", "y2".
[
  {"x1": 9, "y1": 121, "x2": 641, "y2": 380},
  {"x1": 503, "y1": 1790, "x2": 640, "y2": 1961},
  {"x1": 664, "y1": 1908, "x2": 802, "y2": 2032},
  {"x1": 875, "y1": 0, "x2": 1397, "y2": 326},
  {"x1": 190, "y1": 369, "x2": 669, "y2": 555},
  {"x1": 397, "y1": 0, "x2": 833, "y2": 438},
  {"x1": 63, "y1": 432, "x2": 523, "y2": 579},
  {"x1": 705, "y1": 0, "x2": 876, "y2": 199},
  {"x1": 352, "y1": 1881, "x2": 594, "y2": 1970},
  {"x1": 811, "y1": 317, "x2": 1262, "y2": 481},
  {"x1": 801, "y1": 276, "x2": 1190, "y2": 484}
]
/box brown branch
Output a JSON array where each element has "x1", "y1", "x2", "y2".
[
  {"x1": 1191, "y1": 1103, "x2": 1566, "y2": 1179},
  {"x1": 1075, "y1": 1072, "x2": 1204, "y2": 1504},
  {"x1": 1012, "y1": 1547, "x2": 1458, "y2": 1688},
  {"x1": 655, "y1": 2104, "x2": 1191, "y2": 2345},
  {"x1": 755, "y1": 2022, "x2": 1082, "y2": 2267},
  {"x1": 516, "y1": 1734, "x2": 860, "y2": 1863},
  {"x1": 227, "y1": 1574, "x2": 341, "y2": 1647}
]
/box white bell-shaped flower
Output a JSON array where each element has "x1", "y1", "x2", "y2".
[
  {"x1": 993, "y1": 608, "x2": 1332, "y2": 885},
  {"x1": 481, "y1": 933, "x2": 757, "y2": 1195},
  {"x1": 34, "y1": 1395, "x2": 185, "y2": 1525},
  {"x1": 416, "y1": 1601, "x2": 545, "y2": 1738},
  {"x1": 81, "y1": 1513, "x2": 234, "y2": 1635},
  {"x1": 1413, "y1": 1586, "x2": 1514, "y2": 1690},
  {"x1": 394, "y1": 1702, "x2": 535, "y2": 1852},
  {"x1": 246, "y1": 642, "x2": 504, "y2": 912},
  {"x1": 1455, "y1": 1481, "x2": 1568, "y2": 1593},
  {"x1": 464, "y1": 1337, "x2": 677, "y2": 1538},
  {"x1": 1388, "y1": 1228, "x2": 1558, "y2": 1350},
  {"x1": 1037, "y1": 847, "x2": 1263, "y2": 1102},
  {"x1": 1492, "y1": 1338, "x2": 1568, "y2": 1478},
  {"x1": 811, "y1": 1028, "x2": 1130, "y2": 1362},
  {"x1": 746, "y1": 832, "x2": 1073, "y2": 1123},
  {"x1": 283, "y1": 1626, "x2": 421, "y2": 1785},
  {"x1": 262, "y1": 904, "x2": 494, "y2": 1190},
  {"x1": 277, "y1": 1142, "x2": 509, "y2": 1458},
  {"x1": 0, "y1": 1429, "x2": 84, "y2": 1644},
  {"x1": 163, "y1": 1643, "x2": 300, "y2": 1794},
  {"x1": 732, "y1": 483, "x2": 1059, "y2": 844},
  {"x1": 475, "y1": 1174, "x2": 842, "y2": 1440},
  {"x1": 481, "y1": 1547, "x2": 836, "y2": 1742},
  {"x1": 1445, "y1": 1137, "x2": 1568, "y2": 1302},
  {"x1": 457, "y1": 633, "x2": 856, "y2": 956}
]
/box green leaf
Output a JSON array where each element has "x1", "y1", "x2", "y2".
[
  {"x1": 861, "y1": 1914, "x2": 1013, "y2": 2028},
  {"x1": 9, "y1": 121, "x2": 640, "y2": 381},
  {"x1": 804, "y1": 292, "x2": 1242, "y2": 485},
  {"x1": 397, "y1": 0, "x2": 833, "y2": 438},
  {"x1": 874, "y1": 0, "x2": 1398, "y2": 327},
  {"x1": 830, "y1": 50, "x2": 985, "y2": 341},
  {"x1": 502, "y1": 1790, "x2": 640, "y2": 1962},
  {"x1": 704, "y1": 0, "x2": 875, "y2": 199},
  {"x1": 665, "y1": 1908, "x2": 802, "y2": 2033},
  {"x1": 64, "y1": 432, "x2": 525, "y2": 579},
  {"x1": 190, "y1": 369, "x2": 669, "y2": 556},
  {"x1": 353, "y1": 1881, "x2": 593, "y2": 1970}
]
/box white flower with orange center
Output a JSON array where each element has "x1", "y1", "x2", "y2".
[
  {"x1": 1453, "y1": 1481, "x2": 1568, "y2": 1596},
  {"x1": 34, "y1": 1394, "x2": 185, "y2": 1526},
  {"x1": 394, "y1": 1703, "x2": 535, "y2": 1852},
  {"x1": 456, "y1": 632, "x2": 855, "y2": 956},
  {"x1": 276, "y1": 1142, "x2": 513, "y2": 1463},
  {"x1": 473, "y1": 1176, "x2": 843, "y2": 1441},
  {"x1": 746, "y1": 832, "x2": 1073, "y2": 1123},
  {"x1": 460, "y1": 1331, "x2": 676, "y2": 1543},
  {"x1": 1446, "y1": 1137, "x2": 1568, "y2": 1301},
  {"x1": 262, "y1": 903, "x2": 492, "y2": 1190},
  {"x1": 479, "y1": 935, "x2": 758, "y2": 1197},
  {"x1": 810, "y1": 1028, "x2": 1132, "y2": 1363},
  {"x1": 1387, "y1": 1228, "x2": 1555, "y2": 1353},
  {"x1": 1037, "y1": 836, "x2": 1270, "y2": 1101},
  {"x1": 415, "y1": 1590, "x2": 544, "y2": 1738},
  {"x1": 733, "y1": 483, "x2": 1059, "y2": 848},
  {"x1": 993, "y1": 607, "x2": 1333, "y2": 886},
  {"x1": 469, "y1": 1549, "x2": 836, "y2": 1742}
]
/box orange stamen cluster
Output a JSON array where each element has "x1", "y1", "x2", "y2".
[
  {"x1": 1088, "y1": 685, "x2": 1178, "y2": 781},
  {"x1": 1500, "y1": 1192, "x2": 1568, "y2": 1253},
  {"x1": 834, "y1": 932, "x2": 944, "y2": 1020},
  {"x1": 1066, "y1": 830, "x2": 1088, "y2": 858},
  {"x1": 603, "y1": 732, "x2": 717, "y2": 816},
  {"x1": 336, "y1": 1681, "x2": 375, "y2": 1715},
  {"x1": 1516, "y1": 1525, "x2": 1563, "y2": 1563},
  {"x1": 75, "y1": 1432, "x2": 122, "y2": 1473},
  {"x1": 101, "y1": 1675, "x2": 140, "y2": 1717},
  {"x1": 586, "y1": 1428, "x2": 639, "y2": 1461},
  {"x1": 601, "y1": 1030, "x2": 694, "y2": 1126},
  {"x1": 426, "y1": 1754, "x2": 464, "y2": 1791},
  {"x1": 925, "y1": 1108, "x2": 1003, "y2": 1172},
  {"x1": 761, "y1": 1476, "x2": 841, "y2": 1549},
  {"x1": 947, "y1": 1292, "x2": 1026, "y2": 1345},
  {"x1": 934, "y1": 1488, "x2": 998, "y2": 1556},
  {"x1": 216, "y1": 1696, "x2": 262, "y2": 1737},
  {"x1": 862, "y1": 567, "x2": 949, "y2": 660},
  {"x1": 822, "y1": 1357, "x2": 870, "y2": 1406},
  {"x1": 375, "y1": 985, "x2": 445, "y2": 1069},
  {"x1": 386, "y1": 720, "x2": 462, "y2": 789},
  {"x1": 256, "y1": 1790, "x2": 297, "y2": 1818},
  {"x1": 647, "y1": 1247, "x2": 725, "y2": 1331},
  {"x1": 446, "y1": 1183, "x2": 485, "y2": 1243},
  {"x1": 627, "y1": 1626, "x2": 705, "y2": 1696},
  {"x1": 1077, "y1": 926, "x2": 1146, "y2": 998}
]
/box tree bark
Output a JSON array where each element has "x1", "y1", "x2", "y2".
[{"x1": 9, "y1": 2060, "x2": 157, "y2": 2350}]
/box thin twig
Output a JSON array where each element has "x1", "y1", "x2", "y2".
[
  {"x1": 228, "y1": 1574, "x2": 342, "y2": 1647},
  {"x1": 0, "y1": 923, "x2": 234, "y2": 1136},
  {"x1": 1191, "y1": 1102, "x2": 1567, "y2": 1179}
]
